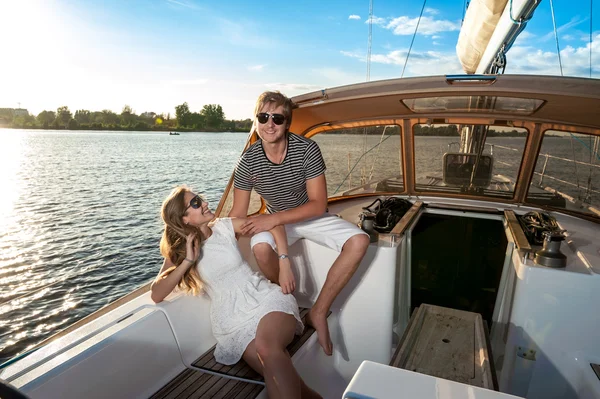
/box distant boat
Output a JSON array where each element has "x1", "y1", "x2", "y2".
[{"x1": 169, "y1": 131, "x2": 180, "y2": 135}]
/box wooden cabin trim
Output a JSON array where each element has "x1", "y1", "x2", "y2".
[
  {"x1": 390, "y1": 201, "x2": 423, "y2": 235},
  {"x1": 504, "y1": 210, "x2": 533, "y2": 253}
]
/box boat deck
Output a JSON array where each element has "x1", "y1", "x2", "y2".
[{"x1": 150, "y1": 308, "x2": 314, "y2": 399}]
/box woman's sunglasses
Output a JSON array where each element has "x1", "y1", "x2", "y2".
[
  {"x1": 185, "y1": 195, "x2": 205, "y2": 213},
  {"x1": 256, "y1": 112, "x2": 286, "y2": 125}
]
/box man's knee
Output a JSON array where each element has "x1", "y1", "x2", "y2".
[
  {"x1": 252, "y1": 242, "x2": 276, "y2": 265},
  {"x1": 343, "y1": 233, "x2": 370, "y2": 255}
]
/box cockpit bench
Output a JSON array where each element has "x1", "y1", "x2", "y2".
[{"x1": 390, "y1": 304, "x2": 497, "y2": 390}]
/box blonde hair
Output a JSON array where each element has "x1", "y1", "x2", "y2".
[
  {"x1": 159, "y1": 186, "x2": 204, "y2": 295},
  {"x1": 254, "y1": 91, "x2": 294, "y2": 129}
]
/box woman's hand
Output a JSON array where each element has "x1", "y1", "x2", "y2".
[
  {"x1": 185, "y1": 232, "x2": 199, "y2": 263},
  {"x1": 279, "y1": 258, "x2": 295, "y2": 294}
]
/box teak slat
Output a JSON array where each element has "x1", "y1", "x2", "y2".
[
  {"x1": 390, "y1": 304, "x2": 495, "y2": 390},
  {"x1": 152, "y1": 307, "x2": 323, "y2": 399}
]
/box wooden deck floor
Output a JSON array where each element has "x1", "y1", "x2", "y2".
[{"x1": 151, "y1": 308, "x2": 315, "y2": 399}]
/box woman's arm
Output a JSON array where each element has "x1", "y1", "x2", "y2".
[
  {"x1": 231, "y1": 218, "x2": 295, "y2": 294},
  {"x1": 150, "y1": 233, "x2": 199, "y2": 303}
]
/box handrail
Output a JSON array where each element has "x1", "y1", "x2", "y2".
[{"x1": 445, "y1": 75, "x2": 498, "y2": 84}]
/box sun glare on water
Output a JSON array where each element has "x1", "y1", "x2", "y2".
[{"x1": 0, "y1": 130, "x2": 26, "y2": 226}]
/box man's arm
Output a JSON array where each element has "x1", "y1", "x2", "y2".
[
  {"x1": 229, "y1": 188, "x2": 251, "y2": 218},
  {"x1": 239, "y1": 174, "x2": 327, "y2": 235}
]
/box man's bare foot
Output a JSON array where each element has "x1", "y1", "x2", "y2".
[{"x1": 306, "y1": 309, "x2": 333, "y2": 356}]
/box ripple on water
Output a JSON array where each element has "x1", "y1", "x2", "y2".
[{"x1": 0, "y1": 131, "x2": 248, "y2": 362}]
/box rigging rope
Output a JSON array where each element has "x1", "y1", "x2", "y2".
[
  {"x1": 590, "y1": 0, "x2": 594, "y2": 78},
  {"x1": 366, "y1": 0, "x2": 373, "y2": 82},
  {"x1": 333, "y1": 133, "x2": 394, "y2": 195},
  {"x1": 549, "y1": 0, "x2": 564, "y2": 76},
  {"x1": 509, "y1": 0, "x2": 534, "y2": 24},
  {"x1": 570, "y1": 134, "x2": 583, "y2": 199},
  {"x1": 368, "y1": 126, "x2": 392, "y2": 181},
  {"x1": 401, "y1": 0, "x2": 427, "y2": 78}
]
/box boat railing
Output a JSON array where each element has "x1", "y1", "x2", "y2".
[
  {"x1": 535, "y1": 152, "x2": 600, "y2": 199},
  {"x1": 446, "y1": 142, "x2": 495, "y2": 155}
]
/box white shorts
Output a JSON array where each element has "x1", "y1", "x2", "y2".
[{"x1": 250, "y1": 214, "x2": 368, "y2": 253}]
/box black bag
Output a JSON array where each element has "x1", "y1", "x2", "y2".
[{"x1": 363, "y1": 197, "x2": 413, "y2": 233}]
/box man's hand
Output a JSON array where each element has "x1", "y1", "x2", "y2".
[
  {"x1": 279, "y1": 259, "x2": 296, "y2": 294},
  {"x1": 240, "y1": 214, "x2": 278, "y2": 235}
]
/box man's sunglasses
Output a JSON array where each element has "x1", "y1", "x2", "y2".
[
  {"x1": 256, "y1": 112, "x2": 286, "y2": 125},
  {"x1": 185, "y1": 195, "x2": 205, "y2": 213}
]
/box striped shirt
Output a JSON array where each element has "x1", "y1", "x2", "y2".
[{"x1": 234, "y1": 133, "x2": 326, "y2": 213}]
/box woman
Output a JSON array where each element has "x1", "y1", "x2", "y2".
[{"x1": 151, "y1": 186, "x2": 321, "y2": 399}]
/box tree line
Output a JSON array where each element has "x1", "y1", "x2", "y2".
[
  {"x1": 0, "y1": 103, "x2": 254, "y2": 132},
  {"x1": 1, "y1": 106, "x2": 525, "y2": 137}
]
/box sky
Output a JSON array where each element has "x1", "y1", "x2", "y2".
[{"x1": 1, "y1": 0, "x2": 599, "y2": 120}]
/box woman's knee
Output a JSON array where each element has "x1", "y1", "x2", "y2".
[{"x1": 254, "y1": 338, "x2": 285, "y2": 364}]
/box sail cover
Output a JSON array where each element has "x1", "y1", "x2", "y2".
[{"x1": 456, "y1": 0, "x2": 508, "y2": 74}]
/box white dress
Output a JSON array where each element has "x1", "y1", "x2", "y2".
[{"x1": 197, "y1": 218, "x2": 304, "y2": 365}]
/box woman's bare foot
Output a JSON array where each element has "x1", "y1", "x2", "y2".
[{"x1": 306, "y1": 309, "x2": 332, "y2": 356}]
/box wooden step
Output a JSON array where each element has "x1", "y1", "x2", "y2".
[{"x1": 390, "y1": 304, "x2": 497, "y2": 390}]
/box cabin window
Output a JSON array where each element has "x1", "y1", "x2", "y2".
[
  {"x1": 527, "y1": 131, "x2": 600, "y2": 218},
  {"x1": 413, "y1": 123, "x2": 527, "y2": 199},
  {"x1": 402, "y1": 96, "x2": 544, "y2": 115},
  {"x1": 310, "y1": 125, "x2": 403, "y2": 198}
]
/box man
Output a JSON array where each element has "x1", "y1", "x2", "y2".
[{"x1": 230, "y1": 91, "x2": 370, "y2": 356}]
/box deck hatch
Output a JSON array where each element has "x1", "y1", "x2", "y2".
[{"x1": 402, "y1": 96, "x2": 544, "y2": 115}]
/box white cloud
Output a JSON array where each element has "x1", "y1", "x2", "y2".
[
  {"x1": 311, "y1": 68, "x2": 366, "y2": 86},
  {"x1": 168, "y1": 79, "x2": 208, "y2": 85},
  {"x1": 386, "y1": 16, "x2": 460, "y2": 36},
  {"x1": 541, "y1": 17, "x2": 587, "y2": 41},
  {"x1": 513, "y1": 31, "x2": 536, "y2": 47},
  {"x1": 342, "y1": 48, "x2": 463, "y2": 76},
  {"x1": 433, "y1": 41, "x2": 441, "y2": 46},
  {"x1": 366, "y1": 16, "x2": 387, "y2": 26},
  {"x1": 217, "y1": 18, "x2": 277, "y2": 48},
  {"x1": 432, "y1": 35, "x2": 442, "y2": 39},
  {"x1": 340, "y1": 50, "x2": 365, "y2": 61},
  {"x1": 165, "y1": 0, "x2": 199, "y2": 10},
  {"x1": 264, "y1": 83, "x2": 322, "y2": 94},
  {"x1": 248, "y1": 64, "x2": 266, "y2": 71},
  {"x1": 506, "y1": 33, "x2": 600, "y2": 77},
  {"x1": 562, "y1": 34, "x2": 575, "y2": 41},
  {"x1": 424, "y1": 7, "x2": 440, "y2": 15},
  {"x1": 349, "y1": 15, "x2": 361, "y2": 20}
]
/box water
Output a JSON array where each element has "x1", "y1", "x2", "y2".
[
  {"x1": 0, "y1": 130, "x2": 248, "y2": 363},
  {"x1": 0, "y1": 129, "x2": 598, "y2": 364}
]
